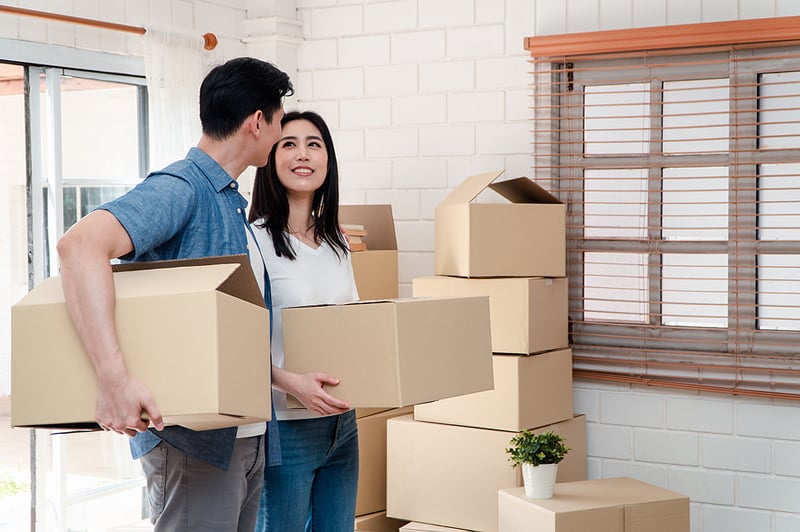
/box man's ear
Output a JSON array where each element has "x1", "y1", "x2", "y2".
[{"x1": 250, "y1": 110, "x2": 263, "y2": 135}]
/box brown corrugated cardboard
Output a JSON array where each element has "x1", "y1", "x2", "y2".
[
  {"x1": 412, "y1": 276, "x2": 568, "y2": 354},
  {"x1": 340, "y1": 204, "x2": 399, "y2": 300},
  {"x1": 435, "y1": 171, "x2": 566, "y2": 278},
  {"x1": 357, "y1": 406, "x2": 414, "y2": 516},
  {"x1": 282, "y1": 296, "x2": 493, "y2": 407},
  {"x1": 357, "y1": 408, "x2": 395, "y2": 419},
  {"x1": 386, "y1": 414, "x2": 587, "y2": 532},
  {"x1": 11, "y1": 255, "x2": 271, "y2": 431},
  {"x1": 413, "y1": 349, "x2": 573, "y2": 432},
  {"x1": 355, "y1": 511, "x2": 409, "y2": 532},
  {"x1": 400, "y1": 522, "x2": 469, "y2": 532},
  {"x1": 498, "y1": 478, "x2": 690, "y2": 532}
]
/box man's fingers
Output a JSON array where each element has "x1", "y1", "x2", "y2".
[{"x1": 141, "y1": 397, "x2": 164, "y2": 431}]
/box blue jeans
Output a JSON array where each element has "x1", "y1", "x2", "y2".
[{"x1": 255, "y1": 410, "x2": 359, "y2": 532}]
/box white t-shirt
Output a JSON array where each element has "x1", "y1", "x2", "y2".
[{"x1": 248, "y1": 220, "x2": 359, "y2": 421}]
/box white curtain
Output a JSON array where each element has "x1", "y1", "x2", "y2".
[{"x1": 143, "y1": 27, "x2": 206, "y2": 172}]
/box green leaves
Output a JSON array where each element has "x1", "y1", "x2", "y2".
[{"x1": 505, "y1": 430, "x2": 570, "y2": 467}]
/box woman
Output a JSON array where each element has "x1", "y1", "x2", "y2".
[{"x1": 247, "y1": 110, "x2": 359, "y2": 532}]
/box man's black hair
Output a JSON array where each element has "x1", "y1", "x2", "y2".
[{"x1": 199, "y1": 57, "x2": 293, "y2": 140}]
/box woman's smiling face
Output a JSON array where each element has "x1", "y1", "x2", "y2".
[{"x1": 274, "y1": 118, "x2": 328, "y2": 197}]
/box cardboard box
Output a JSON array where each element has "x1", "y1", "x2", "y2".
[
  {"x1": 282, "y1": 296, "x2": 493, "y2": 407},
  {"x1": 357, "y1": 407, "x2": 395, "y2": 419},
  {"x1": 498, "y1": 478, "x2": 690, "y2": 532},
  {"x1": 435, "y1": 171, "x2": 566, "y2": 278},
  {"x1": 355, "y1": 511, "x2": 409, "y2": 532},
  {"x1": 412, "y1": 276, "x2": 568, "y2": 354},
  {"x1": 357, "y1": 406, "x2": 414, "y2": 516},
  {"x1": 413, "y1": 349, "x2": 573, "y2": 432},
  {"x1": 386, "y1": 414, "x2": 586, "y2": 532},
  {"x1": 400, "y1": 522, "x2": 468, "y2": 532},
  {"x1": 11, "y1": 255, "x2": 271, "y2": 431},
  {"x1": 340, "y1": 204, "x2": 399, "y2": 300}
]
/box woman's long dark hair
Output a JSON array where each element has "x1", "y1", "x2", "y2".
[{"x1": 248, "y1": 110, "x2": 349, "y2": 260}]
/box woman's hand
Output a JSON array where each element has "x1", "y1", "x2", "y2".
[{"x1": 273, "y1": 366, "x2": 350, "y2": 416}]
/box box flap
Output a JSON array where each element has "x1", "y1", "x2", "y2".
[
  {"x1": 339, "y1": 204, "x2": 398, "y2": 250},
  {"x1": 439, "y1": 170, "x2": 505, "y2": 206},
  {"x1": 487, "y1": 177, "x2": 562, "y2": 204},
  {"x1": 112, "y1": 254, "x2": 265, "y2": 309}
]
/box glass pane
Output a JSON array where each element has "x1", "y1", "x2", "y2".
[
  {"x1": 759, "y1": 254, "x2": 800, "y2": 331},
  {"x1": 61, "y1": 77, "x2": 141, "y2": 182},
  {"x1": 584, "y1": 252, "x2": 648, "y2": 323},
  {"x1": 663, "y1": 166, "x2": 729, "y2": 240},
  {"x1": 80, "y1": 186, "x2": 132, "y2": 218},
  {"x1": 584, "y1": 83, "x2": 649, "y2": 155},
  {"x1": 0, "y1": 62, "x2": 31, "y2": 529},
  {"x1": 663, "y1": 79, "x2": 729, "y2": 154},
  {"x1": 759, "y1": 164, "x2": 800, "y2": 241},
  {"x1": 662, "y1": 253, "x2": 728, "y2": 327},
  {"x1": 758, "y1": 71, "x2": 800, "y2": 150},
  {"x1": 584, "y1": 168, "x2": 648, "y2": 238}
]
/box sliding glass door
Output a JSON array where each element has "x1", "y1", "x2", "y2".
[{"x1": 0, "y1": 60, "x2": 149, "y2": 531}]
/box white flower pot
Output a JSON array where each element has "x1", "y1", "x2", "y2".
[{"x1": 521, "y1": 463, "x2": 558, "y2": 499}]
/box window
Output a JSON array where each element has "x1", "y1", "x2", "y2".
[
  {"x1": 526, "y1": 18, "x2": 800, "y2": 397},
  {"x1": 0, "y1": 55, "x2": 149, "y2": 530},
  {"x1": 30, "y1": 67, "x2": 148, "y2": 277}
]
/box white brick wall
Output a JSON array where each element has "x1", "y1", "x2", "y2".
[
  {"x1": 419, "y1": 60, "x2": 474, "y2": 92},
  {"x1": 580, "y1": 379, "x2": 800, "y2": 531}
]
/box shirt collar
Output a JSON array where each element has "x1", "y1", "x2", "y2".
[{"x1": 186, "y1": 147, "x2": 237, "y2": 193}]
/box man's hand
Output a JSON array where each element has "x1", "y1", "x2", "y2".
[{"x1": 95, "y1": 360, "x2": 164, "y2": 437}]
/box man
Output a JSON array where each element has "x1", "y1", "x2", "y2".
[{"x1": 56, "y1": 57, "x2": 293, "y2": 531}]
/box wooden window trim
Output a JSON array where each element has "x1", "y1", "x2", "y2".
[{"x1": 525, "y1": 16, "x2": 800, "y2": 59}]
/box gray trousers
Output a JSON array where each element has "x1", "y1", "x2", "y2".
[{"x1": 140, "y1": 435, "x2": 265, "y2": 532}]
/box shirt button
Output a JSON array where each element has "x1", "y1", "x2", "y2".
[
  {"x1": 236, "y1": 208, "x2": 242, "y2": 213},
  {"x1": 229, "y1": 183, "x2": 236, "y2": 189}
]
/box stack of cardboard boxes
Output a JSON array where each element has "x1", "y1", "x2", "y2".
[
  {"x1": 331, "y1": 205, "x2": 493, "y2": 530},
  {"x1": 385, "y1": 171, "x2": 586, "y2": 532}
]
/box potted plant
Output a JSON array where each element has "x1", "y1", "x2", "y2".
[{"x1": 506, "y1": 429, "x2": 570, "y2": 499}]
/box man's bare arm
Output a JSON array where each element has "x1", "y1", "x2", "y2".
[{"x1": 57, "y1": 210, "x2": 164, "y2": 435}]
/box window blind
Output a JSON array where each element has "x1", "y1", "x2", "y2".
[{"x1": 526, "y1": 17, "x2": 800, "y2": 399}]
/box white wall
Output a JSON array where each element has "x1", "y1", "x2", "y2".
[{"x1": 3, "y1": 1, "x2": 800, "y2": 530}]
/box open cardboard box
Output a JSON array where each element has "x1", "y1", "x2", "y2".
[
  {"x1": 435, "y1": 171, "x2": 566, "y2": 278},
  {"x1": 282, "y1": 296, "x2": 493, "y2": 408},
  {"x1": 340, "y1": 204, "x2": 399, "y2": 300},
  {"x1": 11, "y1": 255, "x2": 271, "y2": 431}
]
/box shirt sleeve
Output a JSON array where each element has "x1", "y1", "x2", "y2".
[{"x1": 99, "y1": 173, "x2": 196, "y2": 260}]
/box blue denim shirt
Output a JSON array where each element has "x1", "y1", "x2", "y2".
[{"x1": 99, "y1": 147, "x2": 280, "y2": 470}]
